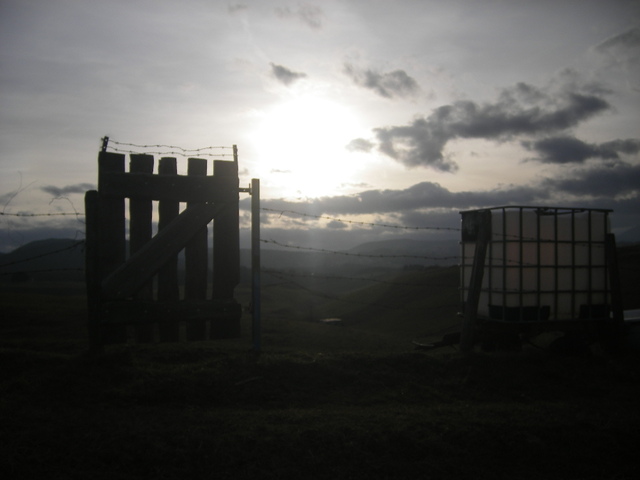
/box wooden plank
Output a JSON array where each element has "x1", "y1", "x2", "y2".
[
  {"x1": 129, "y1": 154, "x2": 155, "y2": 343},
  {"x1": 157, "y1": 158, "x2": 180, "y2": 341},
  {"x1": 100, "y1": 171, "x2": 233, "y2": 202},
  {"x1": 212, "y1": 159, "x2": 241, "y2": 338},
  {"x1": 212, "y1": 160, "x2": 240, "y2": 300},
  {"x1": 98, "y1": 151, "x2": 127, "y2": 344},
  {"x1": 84, "y1": 190, "x2": 102, "y2": 351},
  {"x1": 102, "y1": 201, "x2": 226, "y2": 300},
  {"x1": 461, "y1": 210, "x2": 491, "y2": 352},
  {"x1": 185, "y1": 158, "x2": 208, "y2": 341}
]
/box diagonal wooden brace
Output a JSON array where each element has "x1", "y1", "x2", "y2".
[{"x1": 102, "y1": 202, "x2": 227, "y2": 299}]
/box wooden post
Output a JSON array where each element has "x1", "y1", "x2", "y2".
[
  {"x1": 98, "y1": 151, "x2": 127, "y2": 344},
  {"x1": 84, "y1": 190, "x2": 102, "y2": 351},
  {"x1": 211, "y1": 158, "x2": 241, "y2": 339},
  {"x1": 186, "y1": 158, "x2": 208, "y2": 341},
  {"x1": 157, "y1": 157, "x2": 180, "y2": 341},
  {"x1": 212, "y1": 160, "x2": 239, "y2": 299},
  {"x1": 461, "y1": 210, "x2": 491, "y2": 352},
  {"x1": 251, "y1": 178, "x2": 261, "y2": 352},
  {"x1": 130, "y1": 154, "x2": 155, "y2": 343}
]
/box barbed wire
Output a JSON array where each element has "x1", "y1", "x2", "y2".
[
  {"x1": 0, "y1": 240, "x2": 85, "y2": 269},
  {"x1": 262, "y1": 268, "x2": 457, "y2": 288},
  {"x1": 0, "y1": 211, "x2": 85, "y2": 217},
  {"x1": 106, "y1": 139, "x2": 235, "y2": 158},
  {"x1": 260, "y1": 238, "x2": 459, "y2": 261},
  {"x1": 107, "y1": 147, "x2": 235, "y2": 158},
  {"x1": 261, "y1": 208, "x2": 461, "y2": 232},
  {"x1": 108, "y1": 139, "x2": 233, "y2": 152}
]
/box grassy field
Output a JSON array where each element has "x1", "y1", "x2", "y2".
[{"x1": 2, "y1": 257, "x2": 640, "y2": 479}]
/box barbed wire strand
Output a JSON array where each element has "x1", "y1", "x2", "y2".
[
  {"x1": 107, "y1": 147, "x2": 234, "y2": 158},
  {"x1": 108, "y1": 140, "x2": 232, "y2": 152},
  {"x1": 260, "y1": 238, "x2": 459, "y2": 261},
  {"x1": 0, "y1": 241, "x2": 85, "y2": 269},
  {"x1": 262, "y1": 268, "x2": 458, "y2": 288},
  {"x1": 0, "y1": 211, "x2": 85, "y2": 217}
]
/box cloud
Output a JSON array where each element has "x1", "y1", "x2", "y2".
[
  {"x1": 343, "y1": 64, "x2": 420, "y2": 99},
  {"x1": 269, "y1": 63, "x2": 307, "y2": 86},
  {"x1": 275, "y1": 4, "x2": 323, "y2": 30},
  {"x1": 523, "y1": 136, "x2": 640, "y2": 164},
  {"x1": 255, "y1": 181, "x2": 547, "y2": 217},
  {"x1": 228, "y1": 4, "x2": 248, "y2": 14},
  {"x1": 595, "y1": 27, "x2": 640, "y2": 53},
  {"x1": 359, "y1": 81, "x2": 610, "y2": 171},
  {"x1": 40, "y1": 183, "x2": 95, "y2": 197},
  {"x1": 345, "y1": 138, "x2": 375, "y2": 152},
  {"x1": 542, "y1": 162, "x2": 640, "y2": 198},
  {"x1": 249, "y1": 161, "x2": 640, "y2": 222}
]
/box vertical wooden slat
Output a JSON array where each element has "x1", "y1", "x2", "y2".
[
  {"x1": 84, "y1": 190, "x2": 102, "y2": 351},
  {"x1": 98, "y1": 151, "x2": 127, "y2": 344},
  {"x1": 185, "y1": 158, "x2": 208, "y2": 341},
  {"x1": 212, "y1": 159, "x2": 240, "y2": 299},
  {"x1": 212, "y1": 159, "x2": 241, "y2": 338},
  {"x1": 157, "y1": 157, "x2": 180, "y2": 342},
  {"x1": 130, "y1": 154, "x2": 155, "y2": 343}
]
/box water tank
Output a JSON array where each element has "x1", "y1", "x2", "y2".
[{"x1": 460, "y1": 206, "x2": 612, "y2": 322}]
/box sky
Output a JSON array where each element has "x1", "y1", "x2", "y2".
[{"x1": 1, "y1": 0, "x2": 639, "y2": 253}]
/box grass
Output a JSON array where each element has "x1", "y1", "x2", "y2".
[{"x1": 2, "y1": 266, "x2": 640, "y2": 479}]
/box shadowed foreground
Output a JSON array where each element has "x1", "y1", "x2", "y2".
[{"x1": 1, "y1": 273, "x2": 640, "y2": 479}]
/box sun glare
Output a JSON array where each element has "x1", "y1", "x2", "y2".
[{"x1": 252, "y1": 96, "x2": 365, "y2": 198}]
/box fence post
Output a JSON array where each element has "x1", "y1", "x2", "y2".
[
  {"x1": 211, "y1": 158, "x2": 240, "y2": 339},
  {"x1": 186, "y1": 157, "x2": 208, "y2": 341},
  {"x1": 251, "y1": 178, "x2": 261, "y2": 352},
  {"x1": 157, "y1": 157, "x2": 180, "y2": 341},
  {"x1": 130, "y1": 154, "x2": 155, "y2": 343},
  {"x1": 84, "y1": 190, "x2": 102, "y2": 351},
  {"x1": 212, "y1": 160, "x2": 240, "y2": 299},
  {"x1": 98, "y1": 151, "x2": 127, "y2": 344}
]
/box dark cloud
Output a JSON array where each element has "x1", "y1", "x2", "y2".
[
  {"x1": 345, "y1": 138, "x2": 375, "y2": 152},
  {"x1": 275, "y1": 4, "x2": 323, "y2": 30},
  {"x1": 253, "y1": 181, "x2": 547, "y2": 217},
  {"x1": 246, "y1": 161, "x2": 639, "y2": 223},
  {"x1": 523, "y1": 136, "x2": 640, "y2": 164},
  {"x1": 359, "y1": 81, "x2": 610, "y2": 171},
  {"x1": 343, "y1": 64, "x2": 420, "y2": 99},
  {"x1": 269, "y1": 63, "x2": 307, "y2": 86},
  {"x1": 40, "y1": 183, "x2": 95, "y2": 197},
  {"x1": 543, "y1": 162, "x2": 640, "y2": 198},
  {"x1": 596, "y1": 27, "x2": 640, "y2": 52}
]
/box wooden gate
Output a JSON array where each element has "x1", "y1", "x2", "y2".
[{"x1": 84, "y1": 147, "x2": 245, "y2": 349}]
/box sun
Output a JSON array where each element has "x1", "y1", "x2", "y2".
[{"x1": 251, "y1": 95, "x2": 365, "y2": 199}]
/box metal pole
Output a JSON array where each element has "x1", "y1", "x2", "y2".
[{"x1": 251, "y1": 178, "x2": 261, "y2": 352}]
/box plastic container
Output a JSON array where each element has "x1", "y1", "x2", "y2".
[{"x1": 460, "y1": 206, "x2": 612, "y2": 321}]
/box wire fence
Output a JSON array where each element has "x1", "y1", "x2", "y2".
[
  {"x1": 3, "y1": 203, "x2": 639, "y2": 274},
  {"x1": 103, "y1": 138, "x2": 235, "y2": 159}
]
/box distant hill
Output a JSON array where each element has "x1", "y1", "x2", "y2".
[
  {"x1": 618, "y1": 225, "x2": 640, "y2": 245},
  {"x1": 0, "y1": 238, "x2": 85, "y2": 281}
]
